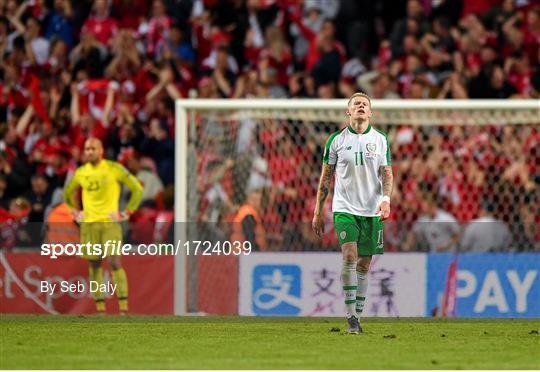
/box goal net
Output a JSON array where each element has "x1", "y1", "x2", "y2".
[{"x1": 174, "y1": 99, "x2": 539, "y2": 315}]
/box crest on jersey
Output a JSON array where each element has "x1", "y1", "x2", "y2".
[
  {"x1": 340, "y1": 231, "x2": 346, "y2": 239},
  {"x1": 366, "y1": 143, "x2": 377, "y2": 153}
]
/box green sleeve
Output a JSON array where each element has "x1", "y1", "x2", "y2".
[
  {"x1": 323, "y1": 130, "x2": 341, "y2": 164},
  {"x1": 111, "y1": 161, "x2": 144, "y2": 213},
  {"x1": 124, "y1": 173, "x2": 144, "y2": 213},
  {"x1": 385, "y1": 135, "x2": 392, "y2": 166},
  {"x1": 63, "y1": 170, "x2": 81, "y2": 210},
  {"x1": 376, "y1": 129, "x2": 392, "y2": 166}
]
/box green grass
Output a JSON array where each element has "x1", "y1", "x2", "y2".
[{"x1": 1, "y1": 315, "x2": 539, "y2": 369}]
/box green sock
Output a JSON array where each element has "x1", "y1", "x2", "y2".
[
  {"x1": 112, "y1": 268, "x2": 128, "y2": 312},
  {"x1": 89, "y1": 265, "x2": 105, "y2": 312},
  {"x1": 356, "y1": 271, "x2": 368, "y2": 316},
  {"x1": 341, "y1": 261, "x2": 357, "y2": 318}
]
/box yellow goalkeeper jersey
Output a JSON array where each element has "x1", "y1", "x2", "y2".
[{"x1": 63, "y1": 159, "x2": 144, "y2": 222}]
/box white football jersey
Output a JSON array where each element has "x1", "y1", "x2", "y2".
[{"x1": 323, "y1": 124, "x2": 391, "y2": 216}]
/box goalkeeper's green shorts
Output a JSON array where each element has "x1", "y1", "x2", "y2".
[
  {"x1": 80, "y1": 222, "x2": 123, "y2": 260},
  {"x1": 333, "y1": 212, "x2": 384, "y2": 256}
]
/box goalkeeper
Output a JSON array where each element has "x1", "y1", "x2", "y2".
[{"x1": 64, "y1": 138, "x2": 144, "y2": 314}]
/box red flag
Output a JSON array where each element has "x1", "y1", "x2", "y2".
[
  {"x1": 441, "y1": 254, "x2": 458, "y2": 317},
  {"x1": 29, "y1": 74, "x2": 51, "y2": 129},
  {"x1": 0, "y1": 207, "x2": 30, "y2": 223}
]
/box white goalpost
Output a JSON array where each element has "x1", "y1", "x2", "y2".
[{"x1": 173, "y1": 98, "x2": 539, "y2": 315}]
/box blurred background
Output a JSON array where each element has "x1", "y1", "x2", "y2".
[{"x1": 0, "y1": 0, "x2": 538, "y2": 318}]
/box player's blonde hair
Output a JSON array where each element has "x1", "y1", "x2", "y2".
[{"x1": 348, "y1": 92, "x2": 371, "y2": 107}]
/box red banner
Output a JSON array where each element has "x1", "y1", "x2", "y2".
[
  {"x1": 195, "y1": 255, "x2": 238, "y2": 315},
  {"x1": 0, "y1": 253, "x2": 173, "y2": 314}
]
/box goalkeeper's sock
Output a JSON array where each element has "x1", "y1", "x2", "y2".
[
  {"x1": 111, "y1": 268, "x2": 129, "y2": 313},
  {"x1": 356, "y1": 271, "x2": 369, "y2": 317},
  {"x1": 341, "y1": 261, "x2": 357, "y2": 318},
  {"x1": 89, "y1": 265, "x2": 105, "y2": 313}
]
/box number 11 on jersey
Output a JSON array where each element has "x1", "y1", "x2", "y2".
[{"x1": 355, "y1": 151, "x2": 364, "y2": 166}]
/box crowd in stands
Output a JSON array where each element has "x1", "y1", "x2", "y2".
[{"x1": 0, "y1": 0, "x2": 538, "y2": 251}]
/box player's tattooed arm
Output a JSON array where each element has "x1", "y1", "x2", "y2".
[
  {"x1": 314, "y1": 164, "x2": 335, "y2": 215},
  {"x1": 378, "y1": 165, "x2": 393, "y2": 221},
  {"x1": 313, "y1": 163, "x2": 335, "y2": 236},
  {"x1": 381, "y1": 165, "x2": 393, "y2": 198}
]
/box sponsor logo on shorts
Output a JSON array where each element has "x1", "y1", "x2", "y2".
[{"x1": 340, "y1": 231, "x2": 347, "y2": 239}]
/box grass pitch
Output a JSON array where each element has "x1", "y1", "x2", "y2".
[{"x1": 1, "y1": 315, "x2": 539, "y2": 369}]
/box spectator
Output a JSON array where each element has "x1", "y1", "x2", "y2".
[
  {"x1": 81, "y1": 0, "x2": 118, "y2": 46},
  {"x1": 107, "y1": 104, "x2": 145, "y2": 158},
  {"x1": 289, "y1": 2, "x2": 323, "y2": 68},
  {"x1": 524, "y1": 6, "x2": 540, "y2": 66},
  {"x1": 437, "y1": 73, "x2": 469, "y2": 99},
  {"x1": 44, "y1": 189, "x2": 79, "y2": 245},
  {"x1": 139, "y1": 118, "x2": 174, "y2": 185},
  {"x1": 46, "y1": 148, "x2": 73, "y2": 191},
  {"x1": 404, "y1": 193, "x2": 461, "y2": 252},
  {"x1": 47, "y1": 37, "x2": 69, "y2": 75},
  {"x1": 389, "y1": 0, "x2": 429, "y2": 57},
  {"x1": 8, "y1": 8, "x2": 50, "y2": 65},
  {"x1": 106, "y1": 30, "x2": 142, "y2": 85},
  {"x1": 486, "y1": 64, "x2": 518, "y2": 98},
  {"x1": 0, "y1": 133, "x2": 31, "y2": 199},
  {"x1": 287, "y1": 7, "x2": 346, "y2": 79},
  {"x1": 112, "y1": 0, "x2": 149, "y2": 30},
  {"x1": 259, "y1": 26, "x2": 292, "y2": 87},
  {"x1": 198, "y1": 158, "x2": 237, "y2": 241},
  {"x1": 506, "y1": 55, "x2": 533, "y2": 95},
  {"x1": 23, "y1": 173, "x2": 51, "y2": 222},
  {"x1": 197, "y1": 76, "x2": 220, "y2": 98},
  {"x1": 258, "y1": 67, "x2": 288, "y2": 98},
  {"x1": 230, "y1": 187, "x2": 267, "y2": 252},
  {"x1": 69, "y1": 32, "x2": 107, "y2": 80},
  {"x1": 160, "y1": 23, "x2": 195, "y2": 65},
  {"x1": 0, "y1": 174, "x2": 8, "y2": 209},
  {"x1": 459, "y1": 202, "x2": 512, "y2": 252},
  {"x1": 155, "y1": 184, "x2": 174, "y2": 242},
  {"x1": 305, "y1": 0, "x2": 340, "y2": 21},
  {"x1": 125, "y1": 151, "x2": 164, "y2": 203},
  {"x1": 144, "y1": 0, "x2": 173, "y2": 57},
  {"x1": 0, "y1": 197, "x2": 31, "y2": 249},
  {"x1": 209, "y1": 46, "x2": 237, "y2": 98},
  {"x1": 130, "y1": 199, "x2": 159, "y2": 245},
  {"x1": 145, "y1": 62, "x2": 183, "y2": 105},
  {"x1": 357, "y1": 71, "x2": 400, "y2": 99},
  {"x1": 519, "y1": 190, "x2": 540, "y2": 251},
  {"x1": 482, "y1": 0, "x2": 517, "y2": 33},
  {"x1": 406, "y1": 77, "x2": 430, "y2": 99},
  {"x1": 44, "y1": 0, "x2": 74, "y2": 48},
  {"x1": 231, "y1": 68, "x2": 256, "y2": 98}
]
